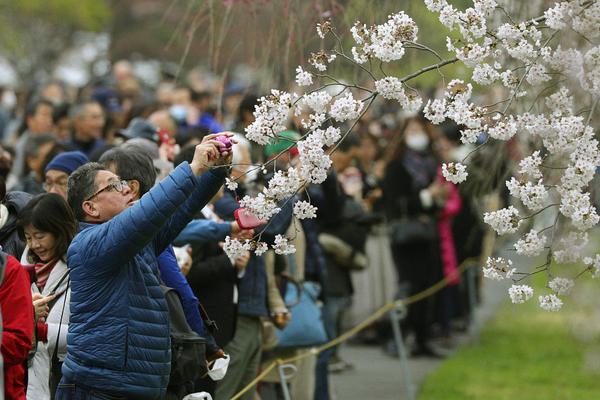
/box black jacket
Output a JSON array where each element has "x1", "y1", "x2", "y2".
[
  {"x1": 186, "y1": 232, "x2": 238, "y2": 348},
  {"x1": 0, "y1": 191, "x2": 32, "y2": 258}
]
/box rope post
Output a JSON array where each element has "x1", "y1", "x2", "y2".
[
  {"x1": 277, "y1": 362, "x2": 297, "y2": 400},
  {"x1": 466, "y1": 262, "x2": 479, "y2": 340},
  {"x1": 390, "y1": 302, "x2": 415, "y2": 400}
]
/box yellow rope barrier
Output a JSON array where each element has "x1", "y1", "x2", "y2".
[{"x1": 230, "y1": 258, "x2": 480, "y2": 400}]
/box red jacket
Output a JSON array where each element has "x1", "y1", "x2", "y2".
[
  {"x1": 1, "y1": 255, "x2": 34, "y2": 400},
  {"x1": 436, "y1": 168, "x2": 462, "y2": 286}
]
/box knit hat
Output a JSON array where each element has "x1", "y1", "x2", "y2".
[
  {"x1": 45, "y1": 151, "x2": 89, "y2": 175},
  {"x1": 264, "y1": 130, "x2": 301, "y2": 159}
]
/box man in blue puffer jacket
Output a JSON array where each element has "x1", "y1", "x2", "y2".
[{"x1": 56, "y1": 134, "x2": 232, "y2": 400}]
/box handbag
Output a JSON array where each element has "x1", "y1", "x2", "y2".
[
  {"x1": 162, "y1": 285, "x2": 208, "y2": 386},
  {"x1": 49, "y1": 276, "x2": 69, "y2": 400},
  {"x1": 275, "y1": 254, "x2": 328, "y2": 348},
  {"x1": 390, "y1": 197, "x2": 437, "y2": 245}
]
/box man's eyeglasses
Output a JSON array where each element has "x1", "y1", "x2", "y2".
[
  {"x1": 85, "y1": 180, "x2": 129, "y2": 201},
  {"x1": 43, "y1": 180, "x2": 68, "y2": 192}
]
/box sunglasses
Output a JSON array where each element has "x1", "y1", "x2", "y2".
[{"x1": 85, "y1": 180, "x2": 129, "y2": 201}]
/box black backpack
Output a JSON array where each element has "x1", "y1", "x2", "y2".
[{"x1": 162, "y1": 285, "x2": 208, "y2": 386}]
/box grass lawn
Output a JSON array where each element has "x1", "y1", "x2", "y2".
[{"x1": 418, "y1": 277, "x2": 600, "y2": 400}]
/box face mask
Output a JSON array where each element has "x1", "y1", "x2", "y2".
[
  {"x1": 169, "y1": 105, "x2": 188, "y2": 122},
  {"x1": 1, "y1": 90, "x2": 16, "y2": 111},
  {"x1": 207, "y1": 354, "x2": 230, "y2": 381},
  {"x1": 405, "y1": 133, "x2": 429, "y2": 152}
]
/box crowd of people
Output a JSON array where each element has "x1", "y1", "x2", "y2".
[{"x1": 0, "y1": 60, "x2": 492, "y2": 400}]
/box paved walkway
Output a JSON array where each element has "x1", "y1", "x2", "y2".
[{"x1": 329, "y1": 277, "x2": 509, "y2": 400}]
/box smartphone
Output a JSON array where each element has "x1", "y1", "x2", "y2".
[{"x1": 234, "y1": 208, "x2": 265, "y2": 229}]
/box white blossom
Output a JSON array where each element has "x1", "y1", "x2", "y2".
[
  {"x1": 518, "y1": 180, "x2": 548, "y2": 212},
  {"x1": 254, "y1": 241, "x2": 269, "y2": 256},
  {"x1": 487, "y1": 117, "x2": 517, "y2": 141},
  {"x1": 293, "y1": 200, "x2": 318, "y2": 219},
  {"x1": 483, "y1": 206, "x2": 522, "y2": 235},
  {"x1": 559, "y1": 189, "x2": 599, "y2": 231},
  {"x1": 514, "y1": 230, "x2": 546, "y2": 256},
  {"x1": 225, "y1": 178, "x2": 238, "y2": 191},
  {"x1": 223, "y1": 237, "x2": 251, "y2": 261},
  {"x1": 526, "y1": 63, "x2": 551, "y2": 86},
  {"x1": 301, "y1": 113, "x2": 327, "y2": 131},
  {"x1": 298, "y1": 133, "x2": 333, "y2": 184},
  {"x1": 509, "y1": 285, "x2": 534, "y2": 304},
  {"x1": 442, "y1": 162, "x2": 468, "y2": 184},
  {"x1": 263, "y1": 167, "x2": 301, "y2": 201},
  {"x1": 295, "y1": 66, "x2": 313, "y2": 86},
  {"x1": 460, "y1": 128, "x2": 481, "y2": 144},
  {"x1": 544, "y1": 2, "x2": 570, "y2": 30},
  {"x1": 539, "y1": 294, "x2": 563, "y2": 312},
  {"x1": 581, "y1": 46, "x2": 600, "y2": 97},
  {"x1": 518, "y1": 151, "x2": 543, "y2": 180},
  {"x1": 273, "y1": 235, "x2": 296, "y2": 255},
  {"x1": 246, "y1": 90, "x2": 296, "y2": 145},
  {"x1": 301, "y1": 91, "x2": 332, "y2": 114},
  {"x1": 472, "y1": 63, "x2": 499, "y2": 85},
  {"x1": 553, "y1": 231, "x2": 588, "y2": 264},
  {"x1": 312, "y1": 126, "x2": 341, "y2": 147},
  {"x1": 583, "y1": 255, "x2": 600, "y2": 278},
  {"x1": 239, "y1": 193, "x2": 281, "y2": 221},
  {"x1": 483, "y1": 257, "x2": 515, "y2": 281},
  {"x1": 548, "y1": 277, "x2": 574, "y2": 296},
  {"x1": 329, "y1": 92, "x2": 363, "y2": 122},
  {"x1": 423, "y1": 99, "x2": 447, "y2": 124}
]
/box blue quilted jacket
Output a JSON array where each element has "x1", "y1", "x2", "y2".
[{"x1": 62, "y1": 162, "x2": 225, "y2": 399}]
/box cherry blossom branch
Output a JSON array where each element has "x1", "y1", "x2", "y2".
[{"x1": 399, "y1": 57, "x2": 458, "y2": 83}]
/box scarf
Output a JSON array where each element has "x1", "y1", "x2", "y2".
[
  {"x1": 34, "y1": 258, "x2": 59, "y2": 292},
  {"x1": 401, "y1": 148, "x2": 437, "y2": 190}
]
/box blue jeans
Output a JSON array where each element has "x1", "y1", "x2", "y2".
[{"x1": 55, "y1": 378, "x2": 127, "y2": 400}]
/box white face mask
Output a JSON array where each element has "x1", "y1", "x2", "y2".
[
  {"x1": 169, "y1": 104, "x2": 188, "y2": 122},
  {"x1": 1, "y1": 90, "x2": 16, "y2": 111},
  {"x1": 207, "y1": 354, "x2": 230, "y2": 381},
  {"x1": 405, "y1": 133, "x2": 429, "y2": 152}
]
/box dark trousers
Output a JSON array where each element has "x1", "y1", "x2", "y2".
[
  {"x1": 391, "y1": 240, "x2": 440, "y2": 348},
  {"x1": 55, "y1": 378, "x2": 127, "y2": 400}
]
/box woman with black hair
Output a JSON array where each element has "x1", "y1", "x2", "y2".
[
  {"x1": 382, "y1": 115, "x2": 447, "y2": 358},
  {"x1": 18, "y1": 193, "x2": 77, "y2": 400}
]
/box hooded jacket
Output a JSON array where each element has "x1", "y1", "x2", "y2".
[{"x1": 0, "y1": 191, "x2": 33, "y2": 258}]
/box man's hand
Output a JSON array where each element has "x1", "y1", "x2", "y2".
[
  {"x1": 190, "y1": 132, "x2": 235, "y2": 176},
  {"x1": 180, "y1": 247, "x2": 193, "y2": 276},
  {"x1": 32, "y1": 293, "x2": 55, "y2": 321},
  {"x1": 207, "y1": 349, "x2": 226, "y2": 363},
  {"x1": 230, "y1": 221, "x2": 254, "y2": 240},
  {"x1": 234, "y1": 251, "x2": 251, "y2": 271}
]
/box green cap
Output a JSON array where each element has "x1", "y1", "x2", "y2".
[{"x1": 264, "y1": 130, "x2": 301, "y2": 158}]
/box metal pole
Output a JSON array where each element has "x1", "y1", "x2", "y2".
[
  {"x1": 390, "y1": 303, "x2": 415, "y2": 400},
  {"x1": 277, "y1": 363, "x2": 297, "y2": 400}
]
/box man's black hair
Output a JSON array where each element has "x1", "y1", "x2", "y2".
[
  {"x1": 52, "y1": 102, "x2": 71, "y2": 124},
  {"x1": 238, "y1": 94, "x2": 258, "y2": 122},
  {"x1": 337, "y1": 132, "x2": 361, "y2": 153},
  {"x1": 26, "y1": 98, "x2": 54, "y2": 119},
  {"x1": 174, "y1": 143, "x2": 196, "y2": 167},
  {"x1": 24, "y1": 134, "x2": 56, "y2": 159},
  {"x1": 99, "y1": 147, "x2": 156, "y2": 196},
  {"x1": 67, "y1": 162, "x2": 103, "y2": 221}
]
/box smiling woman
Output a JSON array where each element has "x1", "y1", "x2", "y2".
[
  {"x1": 16, "y1": 192, "x2": 78, "y2": 399},
  {"x1": 18, "y1": 193, "x2": 78, "y2": 265}
]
